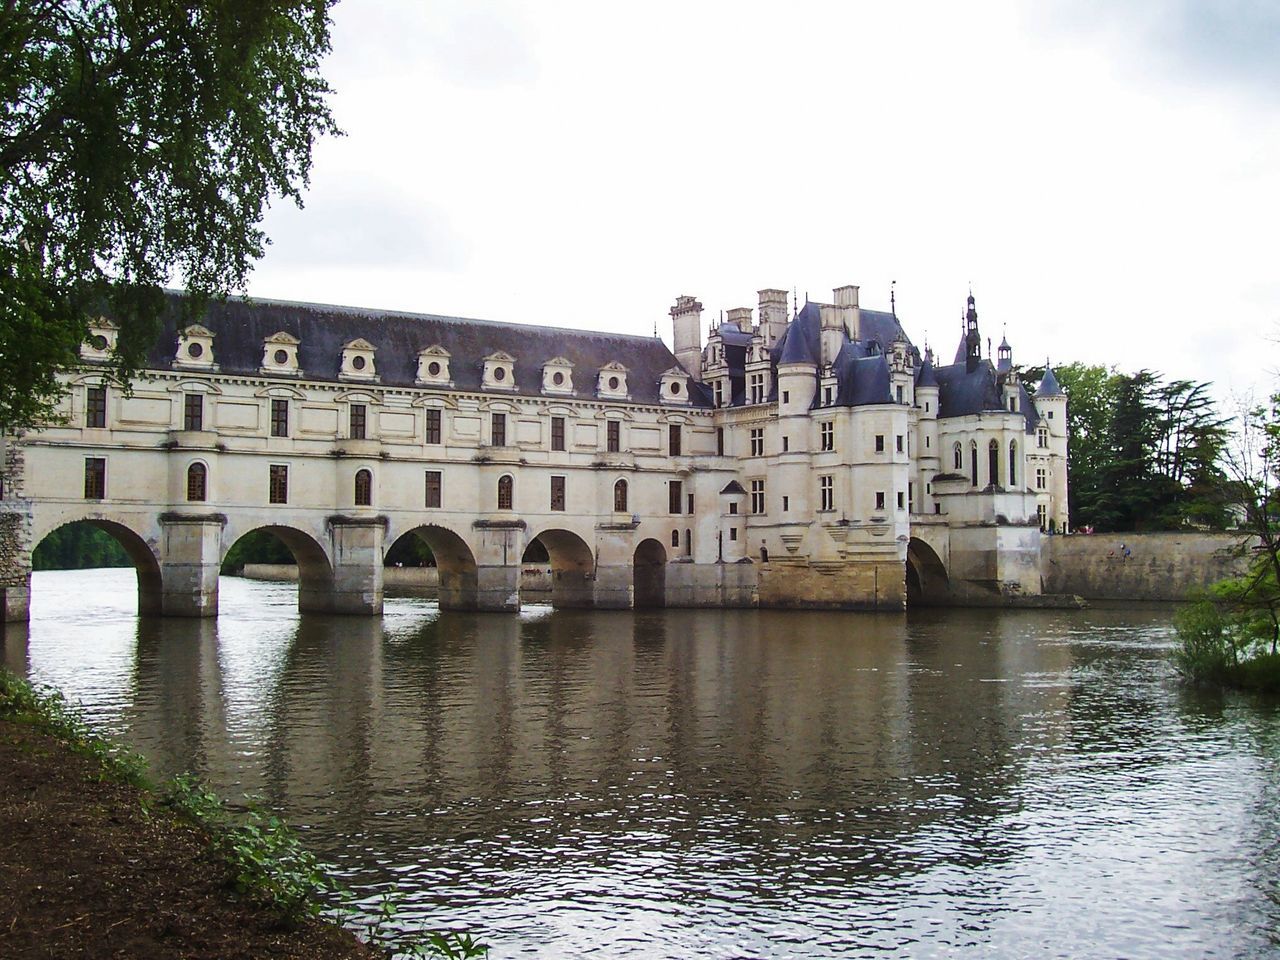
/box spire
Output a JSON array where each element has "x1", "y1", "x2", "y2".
[
  {"x1": 1038, "y1": 362, "x2": 1065, "y2": 397},
  {"x1": 890, "y1": 280, "x2": 897, "y2": 319},
  {"x1": 964, "y1": 291, "x2": 981, "y2": 373}
]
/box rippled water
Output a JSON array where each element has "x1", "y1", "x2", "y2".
[{"x1": 4, "y1": 569, "x2": 1280, "y2": 959}]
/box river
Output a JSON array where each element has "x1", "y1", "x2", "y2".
[{"x1": 3, "y1": 569, "x2": 1278, "y2": 959}]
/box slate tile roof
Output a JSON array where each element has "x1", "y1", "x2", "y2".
[{"x1": 149, "y1": 293, "x2": 704, "y2": 406}]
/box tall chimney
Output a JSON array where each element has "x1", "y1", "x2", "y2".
[{"x1": 670, "y1": 295, "x2": 704, "y2": 380}]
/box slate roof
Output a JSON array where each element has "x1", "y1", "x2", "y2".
[
  {"x1": 933, "y1": 360, "x2": 1040, "y2": 433},
  {"x1": 915, "y1": 356, "x2": 938, "y2": 388},
  {"x1": 147, "y1": 293, "x2": 704, "y2": 406},
  {"x1": 1037, "y1": 366, "x2": 1065, "y2": 397}
]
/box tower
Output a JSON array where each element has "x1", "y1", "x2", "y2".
[{"x1": 670, "y1": 295, "x2": 703, "y2": 380}]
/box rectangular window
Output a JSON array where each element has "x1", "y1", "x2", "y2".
[
  {"x1": 823, "y1": 386, "x2": 833, "y2": 405},
  {"x1": 669, "y1": 424, "x2": 682, "y2": 456},
  {"x1": 83, "y1": 458, "x2": 106, "y2": 499},
  {"x1": 687, "y1": 493, "x2": 694, "y2": 514},
  {"x1": 551, "y1": 475, "x2": 566, "y2": 511},
  {"x1": 782, "y1": 436, "x2": 790, "y2": 452},
  {"x1": 669, "y1": 480, "x2": 683, "y2": 515},
  {"x1": 714, "y1": 381, "x2": 724, "y2": 408},
  {"x1": 896, "y1": 434, "x2": 904, "y2": 453},
  {"x1": 820, "y1": 421, "x2": 834, "y2": 452},
  {"x1": 551, "y1": 416, "x2": 565, "y2": 451},
  {"x1": 820, "y1": 475, "x2": 833, "y2": 511},
  {"x1": 492, "y1": 412, "x2": 506, "y2": 446},
  {"x1": 897, "y1": 491, "x2": 905, "y2": 510},
  {"x1": 729, "y1": 527, "x2": 738, "y2": 541},
  {"x1": 749, "y1": 373, "x2": 765, "y2": 405},
  {"x1": 86, "y1": 386, "x2": 106, "y2": 428},
  {"x1": 750, "y1": 479, "x2": 765, "y2": 514},
  {"x1": 607, "y1": 420, "x2": 620, "y2": 452},
  {"x1": 425, "y1": 470, "x2": 442, "y2": 508},
  {"x1": 782, "y1": 495, "x2": 790, "y2": 512},
  {"x1": 750, "y1": 428, "x2": 764, "y2": 457},
  {"x1": 350, "y1": 404, "x2": 367, "y2": 440},
  {"x1": 183, "y1": 393, "x2": 203, "y2": 432},
  {"x1": 269, "y1": 464, "x2": 288, "y2": 504},
  {"x1": 876, "y1": 491, "x2": 886, "y2": 511},
  {"x1": 896, "y1": 385, "x2": 905, "y2": 403},
  {"x1": 1038, "y1": 503, "x2": 1048, "y2": 529},
  {"x1": 782, "y1": 391, "x2": 790, "y2": 404},
  {"x1": 425, "y1": 408, "x2": 442, "y2": 444},
  {"x1": 270, "y1": 399, "x2": 288, "y2": 437},
  {"x1": 909, "y1": 482, "x2": 915, "y2": 512},
  {"x1": 1036, "y1": 468, "x2": 1047, "y2": 490},
  {"x1": 875, "y1": 434, "x2": 885, "y2": 453},
  {"x1": 716, "y1": 427, "x2": 724, "y2": 456}
]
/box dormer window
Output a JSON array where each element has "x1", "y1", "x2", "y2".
[
  {"x1": 80, "y1": 318, "x2": 118, "y2": 362},
  {"x1": 417, "y1": 345, "x2": 452, "y2": 385},
  {"x1": 175, "y1": 324, "x2": 216, "y2": 370},
  {"x1": 658, "y1": 366, "x2": 691, "y2": 406},
  {"x1": 542, "y1": 357, "x2": 574, "y2": 395},
  {"x1": 261, "y1": 332, "x2": 301, "y2": 376},
  {"x1": 597, "y1": 362, "x2": 629, "y2": 399},
  {"x1": 481, "y1": 351, "x2": 516, "y2": 391},
  {"x1": 340, "y1": 338, "x2": 378, "y2": 381}
]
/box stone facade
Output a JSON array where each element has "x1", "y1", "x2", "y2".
[{"x1": 2, "y1": 282, "x2": 1068, "y2": 620}]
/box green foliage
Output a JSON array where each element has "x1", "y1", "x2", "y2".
[
  {"x1": 32, "y1": 521, "x2": 130, "y2": 570},
  {"x1": 221, "y1": 529, "x2": 295, "y2": 573},
  {"x1": 1048, "y1": 364, "x2": 1229, "y2": 532},
  {"x1": 0, "y1": 0, "x2": 340, "y2": 429}
]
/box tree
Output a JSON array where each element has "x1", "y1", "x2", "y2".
[{"x1": 0, "y1": 0, "x2": 339, "y2": 429}]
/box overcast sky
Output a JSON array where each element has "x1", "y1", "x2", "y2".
[{"x1": 250, "y1": 0, "x2": 1280, "y2": 402}]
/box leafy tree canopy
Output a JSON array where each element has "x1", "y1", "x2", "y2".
[{"x1": 0, "y1": 0, "x2": 339, "y2": 429}]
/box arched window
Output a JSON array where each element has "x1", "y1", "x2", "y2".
[
  {"x1": 497, "y1": 474, "x2": 513, "y2": 510},
  {"x1": 953, "y1": 441, "x2": 963, "y2": 471},
  {"x1": 671, "y1": 529, "x2": 680, "y2": 547},
  {"x1": 1008, "y1": 440, "x2": 1018, "y2": 487},
  {"x1": 614, "y1": 479, "x2": 628, "y2": 513},
  {"x1": 969, "y1": 441, "x2": 978, "y2": 487},
  {"x1": 186, "y1": 462, "x2": 207, "y2": 502},
  {"x1": 354, "y1": 468, "x2": 372, "y2": 506},
  {"x1": 988, "y1": 439, "x2": 999, "y2": 487}
]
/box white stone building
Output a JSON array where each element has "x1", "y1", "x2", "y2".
[{"x1": 0, "y1": 283, "x2": 1068, "y2": 620}]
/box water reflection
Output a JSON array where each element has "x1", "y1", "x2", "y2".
[{"x1": 6, "y1": 570, "x2": 1280, "y2": 959}]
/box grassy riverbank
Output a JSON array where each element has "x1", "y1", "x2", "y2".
[{"x1": 0, "y1": 669, "x2": 486, "y2": 960}]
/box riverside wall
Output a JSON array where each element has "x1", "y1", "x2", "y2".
[
  {"x1": 1040, "y1": 531, "x2": 1252, "y2": 601},
  {"x1": 240, "y1": 564, "x2": 556, "y2": 601}
]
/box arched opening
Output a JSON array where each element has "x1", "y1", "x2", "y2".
[
  {"x1": 906, "y1": 538, "x2": 949, "y2": 607},
  {"x1": 633, "y1": 538, "x2": 667, "y2": 608},
  {"x1": 385, "y1": 525, "x2": 479, "y2": 611},
  {"x1": 969, "y1": 441, "x2": 978, "y2": 486},
  {"x1": 988, "y1": 439, "x2": 999, "y2": 488},
  {"x1": 613, "y1": 479, "x2": 628, "y2": 513},
  {"x1": 221, "y1": 526, "x2": 334, "y2": 614},
  {"x1": 31, "y1": 519, "x2": 163, "y2": 615},
  {"x1": 497, "y1": 474, "x2": 514, "y2": 510},
  {"x1": 186, "y1": 462, "x2": 207, "y2": 502},
  {"x1": 1009, "y1": 440, "x2": 1018, "y2": 487},
  {"x1": 519, "y1": 537, "x2": 552, "y2": 604},
  {"x1": 953, "y1": 441, "x2": 963, "y2": 471},
  {"x1": 526, "y1": 528, "x2": 594, "y2": 608},
  {"x1": 354, "y1": 468, "x2": 373, "y2": 507}
]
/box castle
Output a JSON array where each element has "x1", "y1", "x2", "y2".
[{"x1": 0, "y1": 282, "x2": 1067, "y2": 620}]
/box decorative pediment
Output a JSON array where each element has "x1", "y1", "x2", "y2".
[
  {"x1": 261, "y1": 331, "x2": 301, "y2": 376},
  {"x1": 541, "y1": 356, "x2": 574, "y2": 395},
  {"x1": 79, "y1": 318, "x2": 118, "y2": 362},
  {"x1": 417, "y1": 345, "x2": 452, "y2": 385},
  {"x1": 340, "y1": 338, "x2": 378, "y2": 381},
  {"x1": 658, "y1": 366, "x2": 692, "y2": 406},
  {"x1": 481, "y1": 351, "x2": 516, "y2": 391},
  {"x1": 175, "y1": 324, "x2": 216, "y2": 370},
  {"x1": 596, "y1": 362, "x2": 629, "y2": 400}
]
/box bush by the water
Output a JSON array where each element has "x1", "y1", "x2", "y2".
[{"x1": 1173, "y1": 599, "x2": 1280, "y2": 692}]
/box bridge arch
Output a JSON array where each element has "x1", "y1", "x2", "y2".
[
  {"x1": 633, "y1": 538, "x2": 667, "y2": 608},
  {"x1": 31, "y1": 518, "x2": 163, "y2": 615},
  {"x1": 906, "y1": 537, "x2": 950, "y2": 606},
  {"x1": 385, "y1": 522, "x2": 480, "y2": 611},
  {"x1": 222, "y1": 524, "x2": 334, "y2": 614},
  {"x1": 525, "y1": 526, "x2": 595, "y2": 608}
]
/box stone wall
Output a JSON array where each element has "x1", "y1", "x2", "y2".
[
  {"x1": 1040, "y1": 531, "x2": 1252, "y2": 601},
  {"x1": 0, "y1": 435, "x2": 31, "y2": 621}
]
